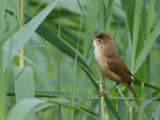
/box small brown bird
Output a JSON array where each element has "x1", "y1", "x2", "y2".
[{"x1": 89, "y1": 32, "x2": 137, "y2": 100}]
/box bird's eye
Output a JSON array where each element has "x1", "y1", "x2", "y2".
[{"x1": 98, "y1": 40, "x2": 101, "y2": 42}]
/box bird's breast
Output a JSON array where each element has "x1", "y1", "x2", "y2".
[
  {"x1": 94, "y1": 46, "x2": 122, "y2": 83},
  {"x1": 93, "y1": 40, "x2": 108, "y2": 67},
  {"x1": 94, "y1": 47, "x2": 108, "y2": 68}
]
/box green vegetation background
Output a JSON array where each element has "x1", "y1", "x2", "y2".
[{"x1": 0, "y1": 0, "x2": 160, "y2": 120}]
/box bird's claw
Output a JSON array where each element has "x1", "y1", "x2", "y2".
[{"x1": 98, "y1": 92, "x2": 106, "y2": 97}]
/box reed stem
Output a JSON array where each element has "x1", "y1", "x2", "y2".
[
  {"x1": 19, "y1": 0, "x2": 24, "y2": 66},
  {"x1": 99, "y1": 72, "x2": 105, "y2": 120}
]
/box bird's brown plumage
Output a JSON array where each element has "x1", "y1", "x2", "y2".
[
  {"x1": 90, "y1": 32, "x2": 137, "y2": 100},
  {"x1": 107, "y1": 53, "x2": 137, "y2": 100},
  {"x1": 107, "y1": 53, "x2": 133, "y2": 84}
]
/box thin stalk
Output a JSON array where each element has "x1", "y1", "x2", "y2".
[
  {"x1": 130, "y1": 0, "x2": 144, "y2": 119},
  {"x1": 16, "y1": 2, "x2": 35, "y2": 120},
  {"x1": 99, "y1": 0, "x2": 104, "y2": 32},
  {"x1": 74, "y1": 0, "x2": 85, "y2": 118},
  {"x1": 122, "y1": 17, "x2": 128, "y2": 61},
  {"x1": 77, "y1": 71, "x2": 83, "y2": 93},
  {"x1": 57, "y1": 51, "x2": 61, "y2": 120},
  {"x1": 77, "y1": 0, "x2": 86, "y2": 21},
  {"x1": 144, "y1": 0, "x2": 154, "y2": 118},
  {"x1": 145, "y1": 56, "x2": 152, "y2": 117},
  {"x1": 57, "y1": 8, "x2": 61, "y2": 120},
  {"x1": 68, "y1": 7, "x2": 81, "y2": 120},
  {"x1": 99, "y1": 0, "x2": 105, "y2": 119},
  {"x1": 76, "y1": 0, "x2": 85, "y2": 93},
  {"x1": 99, "y1": 73, "x2": 105, "y2": 120},
  {"x1": 0, "y1": 0, "x2": 7, "y2": 119},
  {"x1": 129, "y1": 105, "x2": 132, "y2": 120},
  {"x1": 20, "y1": 48, "x2": 24, "y2": 66},
  {"x1": 68, "y1": 33, "x2": 79, "y2": 120},
  {"x1": 0, "y1": 57, "x2": 5, "y2": 120},
  {"x1": 105, "y1": 0, "x2": 114, "y2": 31},
  {"x1": 19, "y1": 0, "x2": 24, "y2": 66},
  {"x1": 139, "y1": 82, "x2": 144, "y2": 120}
]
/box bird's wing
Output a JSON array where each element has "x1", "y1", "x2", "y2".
[{"x1": 107, "y1": 55, "x2": 133, "y2": 84}]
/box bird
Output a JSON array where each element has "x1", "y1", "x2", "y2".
[{"x1": 89, "y1": 32, "x2": 137, "y2": 100}]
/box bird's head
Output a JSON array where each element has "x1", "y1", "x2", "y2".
[{"x1": 89, "y1": 32, "x2": 113, "y2": 49}]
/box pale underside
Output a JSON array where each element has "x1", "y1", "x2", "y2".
[{"x1": 93, "y1": 40, "x2": 126, "y2": 84}]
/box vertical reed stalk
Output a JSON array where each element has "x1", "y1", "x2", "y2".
[
  {"x1": 99, "y1": 73, "x2": 105, "y2": 120},
  {"x1": 19, "y1": 0, "x2": 24, "y2": 66},
  {"x1": 57, "y1": 8, "x2": 61, "y2": 120},
  {"x1": 68, "y1": 5, "x2": 81, "y2": 119},
  {"x1": 0, "y1": 0, "x2": 7, "y2": 119},
  {"x1": 99, "y1": 0, "x2": 105, "y2": 119},
  {"x1": 130, "y1": 0, "x2": 144, "y2": 119},
  {"x1": 76, "y1": 0, "x2": 85, "y2": 93},
  {"x1": 139, "y1": 82, "x2": 144, "y2": 120},
  {"x1": 122, "y1": 18, "x2": 128, "y2": 61},
  {"x1": 144, "y1": 0, "x2": 154, "y2": 118}
]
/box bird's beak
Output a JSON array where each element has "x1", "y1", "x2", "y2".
[{"x1": 89, "y1": 33, "x2": 97, "y2": 39}]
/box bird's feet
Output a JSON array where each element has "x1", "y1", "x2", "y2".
[{"x1": 98, "y1": 92, "x2": 107, "y2": 97}]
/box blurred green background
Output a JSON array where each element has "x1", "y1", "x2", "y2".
[{"x1": 1, "y1": 0, "x2": 160, "y2": 120}]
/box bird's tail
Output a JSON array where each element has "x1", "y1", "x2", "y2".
[{"x1": 128, "y1": 84, "x2": 137, "y2": 100}]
